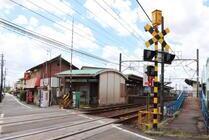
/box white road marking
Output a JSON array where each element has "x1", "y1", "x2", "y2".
[
  {"x1": 0, "y1": 113, "x2": 4, "y2": 118},
  {"x1": 8, "y1": 93, "x2": 32, "y2": 109},
  {"x1": 78, "y1": 114, "x2": 93, "y2": 120},
  {"x1": 0, "y1": 120, "x2": 2, "y2": 134},
  {"x1": 98, "y1": 120, "x2": 105, "y2": 124},
  {"x1": 112, "y1": 125, "x2": 155, "y2": 140}
]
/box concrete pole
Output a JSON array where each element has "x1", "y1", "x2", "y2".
[
  {"x1": 197, "y1": 49, "x2": 199, "y2": 98},
  {"x1": 0, "y1": 54, "x2": 4, "y2": 102},
  {"x1": 119, "y1": 53, "x2": 122, "y2": 72}
]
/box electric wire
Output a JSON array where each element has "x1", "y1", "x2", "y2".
[
  {"x1": 101, "y1": 0, "x2": 144, "y2": 41},
  {"x1": 42, "y1": 0, "x2": 131, "y2": 58},
  {"x1": 94, "y1": 0, "x2": 145, "y2": 42},
  {"x1": 8, "y1": 0, "x2": 107, "y2": 47},
  {"x1": 43, "y1": 0, "x2": 132, "y2": 50},
  {"x1": 0, "y1": 17, "x2": 121, "y2": 65},
  {"x1": 135, "y1": 0, "x2": 152, "y2": 23},
  {"x1": 134, "y1": 0, "x2": 195, "y2": 80}
]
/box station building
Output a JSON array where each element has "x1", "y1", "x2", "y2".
[{"x1": 57, "y1": 67, "x2": 127, "y2": 106}]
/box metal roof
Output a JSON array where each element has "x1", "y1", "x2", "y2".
[
  {"x1": 58, "y1": 69, "x2": 103, "y2": 75},
  {"x1": 57, "y1": 68, "x2": 128, "y2": 80}
]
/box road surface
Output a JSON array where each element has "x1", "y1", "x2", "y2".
[{"x1": 0, "y1": 93, "x2": 155, "y2": 140}]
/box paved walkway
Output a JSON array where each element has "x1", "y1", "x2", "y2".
[{"x1": 165, "y1": 96, "x2": 206, "y2": 136}]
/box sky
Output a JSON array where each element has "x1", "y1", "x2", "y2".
[{"x1": 0, "y1": 0, "x2": 209, "y2": 89}]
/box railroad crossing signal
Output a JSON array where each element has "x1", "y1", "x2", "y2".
[
  {"x1": 142, "y1": 10, "x2": 175, "y2": 130},
  {"x1": 143, "y1": 49, "x2": 155, "y2": 62},
  {"x1": 144, "y1": 24, "x2": 170, "y2": 52},
  {"x1": 164, "y1": 52, "x2": 175, "y2": 64},
  {"x1": 146, "y1": 65, "x2": 155, "y2": 77},
  {"x1": 143, "y1": 50, "x2": 175, "y2": 64}
]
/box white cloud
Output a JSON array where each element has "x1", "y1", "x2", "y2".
[
  {"x1": 0, "y1": 13, "x2": 101, "y2": 85},
  {"x1": 84, "y1": 0, "x2": 143, "y2": 37},
  {"x1": 29, "y1": 17, "x2": 39, "y2": 27},
  {"x1": 20, "y1": 0, "x2": 74, "y2": 16},
  {"x1": 0, "y1": 31, "x2": 49, "y2": 84},
  {"x1": 13, "y1": 15, "x2": 28, "y2": 25},
  {"x1": 53, "y1": 20, "x2": 99, "y2": 51},
  {"x1": 0, "y1": 0, "x2": 14, "y2": 10},
  {"x1": 2, "y1": 0, "x2": 209, "y2": 89}
]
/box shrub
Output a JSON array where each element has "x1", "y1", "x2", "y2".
[{"x1": 19, "y1": 90, "x2": 26, "y2": 101}]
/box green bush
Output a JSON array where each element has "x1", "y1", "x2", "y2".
[{"x1": 19, "y1": 90, "x2": 26, "y2": 101}]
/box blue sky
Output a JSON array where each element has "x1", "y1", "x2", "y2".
[{"x1": 1, "y1": 0, "x2": 209, "y2": 89}]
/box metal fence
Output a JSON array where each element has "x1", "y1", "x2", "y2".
[
  {"x1": 199, "y1": 90, "x2": 209, "y2": 133},
  {"x1": 165, "y1": 91, "x2": 186, "y2": 117}
]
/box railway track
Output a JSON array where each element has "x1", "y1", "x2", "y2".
[
  {"x1": 0, "y1": 116, "x2": 115, "y2": 140},
  {"x1": 84, "y1": 104, "x2": 149, "y2": 123},
  {"x1": 81, "y1": 104, "x2": 142, "y2": 114},
  {"x1": 0, "y1": 104, "x2": 153, "y2": 139}
]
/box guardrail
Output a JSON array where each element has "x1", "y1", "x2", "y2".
[
  {"x1": 199, "y1": 90, "x2": 209, "y2": 134},
  {"x1": 165, "y1": 91, "x2": 186, "y2": 117}
]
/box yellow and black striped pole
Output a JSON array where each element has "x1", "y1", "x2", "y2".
[
  {"x1": 63, "y1": 94, "x2": 70, "y2": 109},
  {"x1": 153, "y1": 27, "x2": 159, "y2": 129}
]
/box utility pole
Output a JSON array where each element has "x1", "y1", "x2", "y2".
[
  {"x1": 4, "y1": 68, "x2": 6, "y2": 91},
  {"x1": 70, "y1": 17, "x2": 74, "y2": 98},
  {"x1": 0, "y1": 54, "x2": 4, "y2": 102},
  {"x1": 119, "y1": 53, "x2": 122, "y2": 72},
  {"x1": 160, "y1": 16, "x2": 165, "y2": 120},
  {"x1": 197, "y1": 49, "x2": 199, "y2": 98}
]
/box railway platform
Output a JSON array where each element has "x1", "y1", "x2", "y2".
[{"x1": 163, "y1": 96, "x2": 207, "y2": 138}]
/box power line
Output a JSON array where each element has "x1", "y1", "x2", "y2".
[
  {"x1": 94, "y1": 0, "x2": 144, "y2": 42},
  {"x1": 0, "y1": 18, "x2": 119, "y2": 65},
  {"x1": 9, "y1": 0, "x2": 106, "y2": 47},
  {"x1": 101, "y1": 0, "x2": 144, "y2": 41},
  {"x1": 74, "y1": 0, "x2": 144, "y2": 41},
  {"x1": 42, "y1": 0, "x2": 131, "y2": 57},
  {"x1": 10, "y1": 0, "x2": 133, "y2": 63},
  {"x1": 135, "y1": 0, "x2": 152, "y2": 23}
]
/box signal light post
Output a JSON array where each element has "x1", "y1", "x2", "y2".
[{"x1": 143, "y1": 10, "x2": 175, "y2": 130}]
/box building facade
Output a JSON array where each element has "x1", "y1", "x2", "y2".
[{"x1": 24, "y1": 55, "x2": 78, "y2": 106}]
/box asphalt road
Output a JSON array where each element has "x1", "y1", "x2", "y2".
[{"x1": 0, "y1": 93, "x2": 156, "y2": 140}]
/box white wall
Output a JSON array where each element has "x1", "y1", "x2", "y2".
[
  {"x1": 40, "y1": 77, "x2": 59, "y2": 87},
  {"x1": 99, "y1": 71, "x2": 126, "y2": 105}
]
